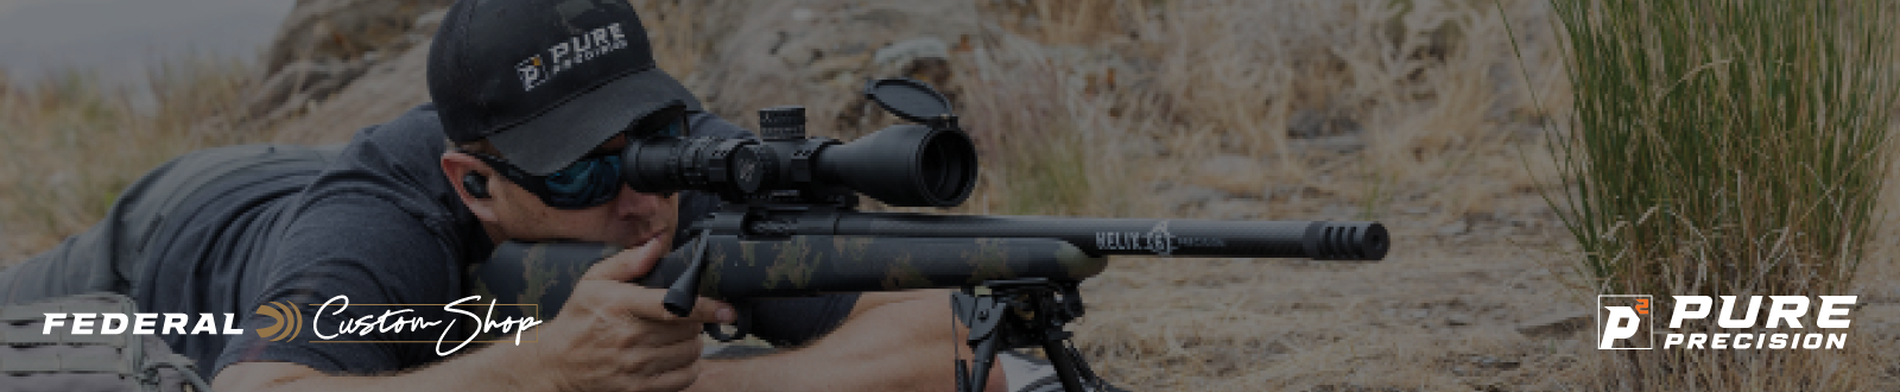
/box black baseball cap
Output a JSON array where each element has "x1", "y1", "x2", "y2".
[{"x1": 428, "y1": 0, "x2": 702, "y2": 176}]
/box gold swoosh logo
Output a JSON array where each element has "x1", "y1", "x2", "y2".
[{"x1": 253, "y1": 301, "x2": 301, "y2": 342}]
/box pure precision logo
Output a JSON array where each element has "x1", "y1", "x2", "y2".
[
  {"x1": 44, "y1": 295, "x2": 543, "y2": 357},
  {"x1": 514, "y1": 22, "x2": 632, "y2": 91},
  {"x1": 1598, "y1": 295, "x2": 1855, "y2": 350}
]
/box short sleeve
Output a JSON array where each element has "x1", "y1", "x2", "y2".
[{"x1": 213, "y1": 195, "x2": 467, "y2": 378}]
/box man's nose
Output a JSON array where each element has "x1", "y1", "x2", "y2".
[{"x1": 611, "y1": 184, "x2": 665, "y2": 218}]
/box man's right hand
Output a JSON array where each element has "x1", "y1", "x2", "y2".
[
  {"x1": 212, "y1": 237, "x2": 732, "y2": 392},
  {"x1": 526, "y1": 237, "x2": 734, "y2": 392}
]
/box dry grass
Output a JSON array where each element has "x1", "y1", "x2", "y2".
[
  {"x1": 951, "y1": 0, "x2": 1572, "y2": 227},
  {"x1": 945, "y1": 1, "x2": 1601, "y2": 390},
  {"x1": 0, "y1": 55, "x2": 268, "y2": 262}
]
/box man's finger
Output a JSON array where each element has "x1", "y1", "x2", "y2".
[
  {"x1": 587, "y1": 283, "x2": 734, "y2": 324},
  {"x1": 580, "y1": 236, "x2": 670, "y2": 282}
]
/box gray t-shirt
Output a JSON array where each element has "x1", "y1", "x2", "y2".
[{"x1": 132, "y1": 104, "x2": 857, "y2": 379}]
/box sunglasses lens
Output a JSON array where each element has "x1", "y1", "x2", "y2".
[
  {"x1": 658, "y1": 118, "x2": 684, "y2": 137},
  {"x1": 543, "y1": 155, "x2": 623, "y2": 207}
]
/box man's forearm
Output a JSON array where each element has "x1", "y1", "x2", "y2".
[{"x1": 687, "y1": 290, "x2": 1005, "y2": 392}]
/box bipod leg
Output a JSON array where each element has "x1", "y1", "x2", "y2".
[
  {"x1": 952, "y1": 290, "x2": 1009, "y2": 392},
  {"x1": 1040, "y1": 336, "x2": 1089, "y2": 392},
  {"x1": 1033, "y1": 283, "x2": 1104, "y2": 392}
]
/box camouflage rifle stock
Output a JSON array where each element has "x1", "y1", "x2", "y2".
[
  {"x1": 467, "y1": 78, "x2": 1391, "y2": 392},
  {"x1": 469, "y1": 236, "x2": 1101, "y2": 317},
  {"x1": 469, "y1": 217, "x2": 1384, "y2": 316}
]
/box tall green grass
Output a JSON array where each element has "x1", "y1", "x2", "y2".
[
  {"x1": 1550, "y1": 0, "x2": 1895, "y2": 301},
  {"x1": 1537, "y1": 1, "x2": 1897, "y2": 390}
]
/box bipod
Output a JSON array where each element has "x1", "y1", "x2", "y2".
[{"x1": 951, "y1": 278, "x2": 1108, "y2": 392}]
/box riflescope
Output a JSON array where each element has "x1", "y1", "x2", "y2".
[{"x1": 620, "y1": 79, "x2": 977, "y2": 207}]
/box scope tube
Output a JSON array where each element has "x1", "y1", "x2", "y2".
[
  {"x1": 810, "y1": 124, "x2": 977, "y2": 206},
  {"x1": 620, "y1": 124, "x2": 978, "y2": 207}
]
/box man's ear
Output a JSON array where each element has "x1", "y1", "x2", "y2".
[{"x1": 442, "y1": 151, "x2": 500, "y2": 223}]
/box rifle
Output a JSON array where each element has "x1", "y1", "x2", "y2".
[{"x1": 470, "y1": 79, "x2": 1389, "y2": 392}]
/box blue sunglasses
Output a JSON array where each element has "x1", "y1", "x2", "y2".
[{"x1": 463, "y1": 111, "x2": 687, "y2": 209}]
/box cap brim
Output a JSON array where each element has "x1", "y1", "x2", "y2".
[{"x1": 488, "y1": 66, "x2": 704, "y2": 176}]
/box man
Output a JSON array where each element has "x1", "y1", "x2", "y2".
[{"x1": 0, "y1": 1, "x2": 1006, "y2": 391}]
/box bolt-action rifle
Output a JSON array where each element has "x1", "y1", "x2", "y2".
[{"x1": 471, "y1": 79, "x2": 1389, "y2": 392}]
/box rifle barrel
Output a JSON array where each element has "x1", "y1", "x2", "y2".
[{"x1": 824, "y1": 213, "x2": 1387, "y2": 260}]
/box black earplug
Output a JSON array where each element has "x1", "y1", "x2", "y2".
[{"x1": 463, "y1": 172, "x2": 491, "y2": 199}]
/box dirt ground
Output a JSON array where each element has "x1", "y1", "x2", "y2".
[{"x1": 1080, "y1": 211, "x2": 1900, "y2": 391}]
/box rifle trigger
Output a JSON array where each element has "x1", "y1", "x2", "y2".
[{"x1": 703, "y1": 301, "x2": 753, "y2": 342}]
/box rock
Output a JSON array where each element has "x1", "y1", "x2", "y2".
[
  {"x1": 1198, "y1": 154, "x2": 1263, "y2": 178},
  {"x1": 1436, "y1": 220, "x2": 1469, "y2": 236},
  {"x1": 697, "y1": 0, "x2": 980, "y2": 137},
  {"x1": 1475, "y1": 356, "x2": 1520, "y2": 370},
  {"x1": 873, "y1": 37, "x2": 950, "y2": 71},
  {"x1": 413, "y1": 9, "x2": 447, "y2": 32},
  {"x1": 246, "y1": 0, "x2": 453, "y2": 132},
  {"x1": 268, "y1": 40, "x2": 435, "y2": 144},
  {"x1": 262, "y1": 0, "x2": 455, "y2": 74},
  {"x1": 251, "y1": 0, "x2": 994, "y2": 144},
  {"x1": 1515, "y1": 311, "x2": 1590, "y2": 338},
  {"x1": 247, "y1": 60, "x2": 374, "y2": 124}
]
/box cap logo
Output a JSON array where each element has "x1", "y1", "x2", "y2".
[{"x1": 516, "y1": 22, "x2": 631, "y2": 91}]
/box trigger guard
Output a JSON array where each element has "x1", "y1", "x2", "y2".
[{"x1": 703, "y1": 303, "x2": 753, "y2": 342}]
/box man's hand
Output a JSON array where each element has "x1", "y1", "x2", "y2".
[
  {"x1": 526, "y1": 237, "x2": 734, "y2": 392},
  {"x1": 213, "y1": 237, "x2": 732, "y2": 392}
]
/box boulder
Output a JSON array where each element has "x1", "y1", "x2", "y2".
[{"x1": 245, "y1": 0, "x2": 451, "y2": 129}]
